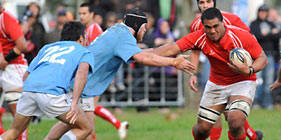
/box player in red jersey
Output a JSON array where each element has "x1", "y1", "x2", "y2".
[
  {"x1": 189, "y1": 0, "x2": 263, "y2": 140},
  {"x1": 79, "y1": 3, "x2": 129, "y2": 140},
  {"x1": 152, "y1": 8, "x2": 267, "y2": 140},
  {"x1": 0, "y1": 1, "x2": 28, "y2": 140},
  {"x1": 79, "y1": 3, "x2": 103, "y2": 46}
]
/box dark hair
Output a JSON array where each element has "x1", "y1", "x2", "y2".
[
  {"x1": 201, "y1": 8, "x2": 223, "y2": 24},
  {"x1": 25, "y1": 2, "x2": 41, "y2": 19},
  {"x1": 197, "y1": 0, "x2": 216, "y2": 7},
  {"x1": 124, "y1": 8, "x2": 147, "y2": 35},
  {"x1": 80, "y1": 2, "x2": 94, "y2": 13},
  {"x1": 60, "y1": 21, "x2": 86, "y2": 41},
  {"x1": 258, "y1": 4, "x2": 269, "y2": 11}
]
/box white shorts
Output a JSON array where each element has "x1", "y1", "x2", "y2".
[
  {"x1": 17, "y1": 92, "x2": 71, "y2": 118},
  {"x1": 68, "y1": 90, "x2": 95, "y2": 112},
  {"x1": 80, "y1": 97, "x2": 95, "y2": 112},
  {"x1": 200, "y1": 80, "x2": 257, "y2": 107},
  {"x1": 0, "y1": 64, "x2": 27, "y2": 92}
]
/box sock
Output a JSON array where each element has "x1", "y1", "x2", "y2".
[
  {"x1": 94, "y1": 106, "x2": 121, "y2": 129},
  {"x1": 0, "y1": 128, "x2": 5, "y2": 134},
  {"x1": 61, "y1": 131, "x2": 77, "y2": 140},
  {"x1": 192, "y1": 126, "x2": 209, "y2": 140},
  {"x1": 0, "y1": 107, "x2": 5, "y2": 129},
  {"x1": 228, "y1": 131, "x2": 246, "y2": 140},
  {"x1": 92, "y1": 135, "x2": 96, "y2": 140},
  {"x1": 209, "y1": 127, "x2": 222, "y2": 140},
  {"x1": 244, "y1": 120, "x2": 257, "y2": 140},
  {"x1": 18, "y1": 129, "x2": 28, "y2": 140}
]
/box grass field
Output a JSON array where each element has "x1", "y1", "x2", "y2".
[{"x1": 2, "y1": 108, "x2": 281, "y2": 140}]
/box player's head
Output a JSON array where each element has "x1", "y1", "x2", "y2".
[
  {"x1": 197, "y1": 0, "x2": 216, "y2": 12},
  {"x1": 257, "y1": 4, "x2": 269, "y2": 21},
  {"x1": 60, "y1": 21, "x2": 86, "y2": 46},
  {"x1": 201, "y1": 8, "x2": 225, "y2": 43},
  {"x1": 124, "y1": 8, "x2": 147, "y2": 42},
  {"x1": 79, "y1": 2, "x2": 94, "y2": 26}
]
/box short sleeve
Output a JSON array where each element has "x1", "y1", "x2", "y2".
[
  {"x1": 79, "y1": 51, "x2": 95, "y2": 73},
  {"x1": 114, "y1": 34, "x2": 142, "y2": 64},
  {"x1": 243, "y1": 34, "x2": 263, "y2": 59},
  {"x1": 176, "y1": 31, "x2": 202, "y2": 52},
  {"x1": 0, "y1": 42, "x2": 2, "y2": 53},
  {"x1": 4, "y1": 12, "x2": 24, "y2": 41}
]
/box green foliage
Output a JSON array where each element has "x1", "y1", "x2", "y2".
[{"x1": 2, "y1": 108, "x2": 281, "y2": 139}]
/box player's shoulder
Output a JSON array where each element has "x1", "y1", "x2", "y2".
[
  {"x1": 226, "y1": 25, "x2": 253, "y2": 42},
  {"x1": 190, "y1": 16, "x2": 202, "y2": 32},
  {"x1": 2, "y1": 9, "x2": 18, "y2": 22},
  {"x1": 221, "y1": 11, "x2": 238, "y2": 18}
]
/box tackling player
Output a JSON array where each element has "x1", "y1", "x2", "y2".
[
  {"x1": 45, "y1": 8, "x2": 196, "y2": 140},
  {"x1": 152, "y1": 8, "x2": 267, "y2": 140},
  {"x1": 79, "y1": 2, "x2": 131, "y2": 139},
  {"x1": 0, "y1": 1, "x2": 28, "y2": 139},
  {"x1": 189, "y1": 0, "x2": 263, "y2": 140},
  {"x1": 0, "y1": 21, "x2": 95, "y2": 140}
]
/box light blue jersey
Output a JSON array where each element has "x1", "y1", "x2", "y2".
[
  {"x1": 80, "y1": 23, "x2": 142, "y2": 97},
  {"x1": 23, "y1": 41, "x2": 95, "y2": 96}
]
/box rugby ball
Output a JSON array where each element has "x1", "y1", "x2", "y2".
[{"x1": 229, "y1": 48, "x2": 253, "y2": 66}]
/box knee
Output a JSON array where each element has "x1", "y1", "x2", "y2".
[
  {"x1": 196, "y1": 122, "x2": 212, "y2": 136},
  {"x1": 227, "y1": 112, "x2": 245, "y2": 133}
]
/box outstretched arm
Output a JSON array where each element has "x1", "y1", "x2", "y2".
[
  {"x1": 133, "y1": 51, "x2": 196, "y2": 74},
  {"x1": 189, "y1": 50, "x2": 201, "y2": 92},
  {"x1": 152, "y1": 42, "x2": 181, "y2": 57}
]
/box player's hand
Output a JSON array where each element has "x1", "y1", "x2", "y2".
[
  {"x1": 189, "y1": 75, "x2": 198, "y2": 92},
  {"x1": 227, "y1": 56, "x2": 249, "y2": 75},
  {"x1": 0, "y1": 60, "x2": 8, "y2": 70},
  {"x1": 270, "y1": 80, "x2": 281, "y2": 91},
  {"x1": 174, "y1": 55, "x2": 196, "y2": 74},
  {"x1": 66, "y1": 104, "x2": 79, "y2": 124}
]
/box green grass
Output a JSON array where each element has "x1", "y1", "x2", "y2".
[{"x1": 2, "y1": 108, "x2": 281, "y2": 140}]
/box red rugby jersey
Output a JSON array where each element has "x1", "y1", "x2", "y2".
[
  {"x1": 0, "y1": 9, "x2": 27, "y2": 65},
  {"x1": 85, "y1": 23, "x2": 103, "y2": 46},
  {"x1": 177, "y1": 25, "x2": 262, "y2": 85},
  {"x1": 190, "y1": 11, "x2": 250, "y2": 33}
]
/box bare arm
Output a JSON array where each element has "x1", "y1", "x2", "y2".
[
  {"x1": 23, "y1": 71, "x2": 30, "y2": 81},
  {"x1": 251, "y1": 51, "x2": 268, "y2": 73},
  {"x1": 67, "y1": 62, "x2": 89, "y2": 124},
  {"x1": 271, "y1": 60, "x2": 281, "y2": 90},
  {"x1": 14, "y1": 36, "x2": 27, "y2": 54},
  {"x1": 152, "y1": 42, "x2": 181, "y2": 57},
  {"x1": 189, "y1": 50, "x2": 201, "y2": 92},
  {"x1": 228, "y1": 51, "x2": 268, "y2": 76},
  {"x1": 133, "y1": 51, "x2": 196, "y2": 74}
]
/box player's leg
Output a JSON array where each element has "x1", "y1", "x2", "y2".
[
  {"x1": 94, "y1": 96, "x2": 129, "y2": 139},
  {"x1": 227, "y1": 96, "x2": 252, "y2": 140},
  {"x1": 2, "y1": 64, "x2": 29, "y2": 140},
  {"x1": 80, "y1": 97, "x2": 96, "y2": 140},
  {"x1": 55, "y1": 108, "x2": 92, "y2": 140},
  {"x1": 192, "y1": 104, "x2": 224, "y2": 140},
  {"x1": 0, "y1": 91, "x2": 39, "y2": 140},
  {"x1": 0, "y1": 113, "x2": 31, "y2": 140},
  {"x1": 45, "y1": 121, "x2": 70, "y2": 140},
  {"x1": 226, "y1": 80, "x2": 259, "y2": 140},
  {"x1": 224, "y1": 104, "x2": 262, "y2": 140},
  {"x1": 209, "y1": 117, "x2": 222, "y2": 140}
]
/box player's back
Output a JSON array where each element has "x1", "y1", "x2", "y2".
[
  {"x1": 83, "y1": 23, "x2": 140, "y2": 96},
  {"x1": 23, "y1": 41, "x2": 94, "y2": 95}
]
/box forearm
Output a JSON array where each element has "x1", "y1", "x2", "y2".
[
  {"x1": 190, "y1": 50, "x2": 200, "y2": 72},
  {"x1": 72, "y1": 63, "x2": 89, "y2": 105},
  {"x1": 251, "y1": 52, "x2": 268, "y2": 74},
  {"x1": 23, "y1": 72, "x2": 30, "y2": 81},
  {"x1": 15, "y1": 37, "x2": 27, "y2": 53},
  {"x1": 136, "y1": 52, "x2": 175, "y2": 67},
  {"x1": 152, "y1": 42, "x2": 181, "y2": 57}
]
